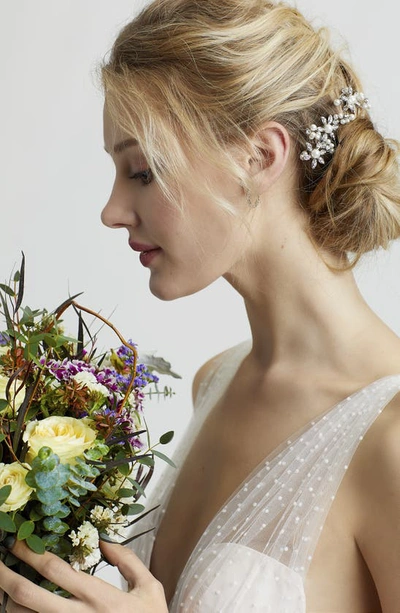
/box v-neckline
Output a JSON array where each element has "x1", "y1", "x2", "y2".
[
  {"x1": 200, "y1": 343, "x2": 400, "y2": 506},
  {"x1": 156, "y1": 341, "x2": 400, "y2": 603},
  {"x1": 197, "y1": 341, "x2": 400, "y2": 490}
]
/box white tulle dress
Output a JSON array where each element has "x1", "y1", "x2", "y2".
[{"x1": 131, "y1": 339, "x2": 400, "y2": 612}]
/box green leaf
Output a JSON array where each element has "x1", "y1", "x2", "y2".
[
  {"x1": 0, "y1": 399, "x2": 9, "y2": 412},
  {"x1": 14, "y1": 252, "x2": 25, "y2": 313},
  {"x1": 153, "y1": 449, "x2": 176, "y2": 468},
  {"x1": 43, "y1": 335, "x2": 58, "y2": 348},
  {"x1": 84, "y1": 447, "x2": 106, "y2": 461},
  {"x1": 27, "y1": 333, "x2": 45, "y2": 345},
  {"x1": 117, "y1": 488, "x2": 136, "y2": 498},
  {"x1": 0, "y1": 432, "x2": 6, "y2": 442},
  {"x1": 0, "y1": 511, "x2": 16, "y2": 532},
  {"x1": 127, "y1": 479, "x2": 146, "y2": 498},
  {"x1": 118, "y1": 462, "x2": 130, "y2": 477},
  {"x1": 126, "y1": 503, "x2": 145, "y2": 515},
  {"x1": 13, "y1": 513, "x2": 25, "y2": 530},
  {"x1": 17, "y1": 520, "x2": 35, "y2": 540},
  {"x1": 0, "y1": 283, "x2": 15, "y2": 297},
  {"x1": 29, "y1": 507, "x2": 44, "y2": 521},
  {"x1": 137, "y1": 456, "x2": 154, "y2": 467},
  {"x1": 26, "y1": 534, "x2": 45, "y2": 554},
  {"x1": 159, "y1": 430, "x2": 174, "y2": 445},
  {"x1": 0, "y1": 485, "x2": 11, "y2": 506}
]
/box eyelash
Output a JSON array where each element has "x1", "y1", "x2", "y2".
[{"x1": 129, "y1": 168, "x2": 153, "y2": 185}]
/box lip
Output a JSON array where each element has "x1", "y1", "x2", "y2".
[{"x1": 129, "y1": 241, "x2": 160, "y2": 252}]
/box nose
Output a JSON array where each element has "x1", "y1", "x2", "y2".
[{"x1": 101, "y1": 187, "x2": 138, "y2": 230}]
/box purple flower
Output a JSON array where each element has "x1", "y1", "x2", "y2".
[{"x1": 0, "y1": 332, "x2": 10, "y2": 346}]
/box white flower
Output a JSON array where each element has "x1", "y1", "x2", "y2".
[
  {"x1": 69, "y1": 521, "x2": 101, "y2": 571},
  {"x1": 0, "y1": 462, "x2": 33, "y2": 512},
  {"x1": 90, "y1": 504, "x2": 126, "y2": 539},
  {"x1": 23, "y1": 416, "x2": 97, "y2": 465},
  {"x1": 72, "y1": 371, "x2": 109, "y2": 397}
]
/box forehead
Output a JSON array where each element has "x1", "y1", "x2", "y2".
[
  {"x1": 103, "y1": 104, "x2": 122, "y2": 151},
  {"x1": 103, "y1": 104, "x2": 139, "y2": 155}
]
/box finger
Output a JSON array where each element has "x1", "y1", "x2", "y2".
[
  {"x1": 99, "y1": 541, "x2": 153, "y2": 589},
  {"x1": 0, "y1": 588, "x2": 37, "y2": 613},
  {"x1": 0, "y1": 560, "x2": 70, "y2": 613},
  {"x1": 5, "y1": 540, "x2": 94, "y2": 600},
  {"x1": 5, "y1": 540, "x2": 126, "y2": 610}
]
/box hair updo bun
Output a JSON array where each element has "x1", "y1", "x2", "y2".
[
  {"x1": 100, "y1": 0, "x2": 400, "y2": 270},
  {"x1": 303, "y1": 116, "x2": 400, "y2": 268}
]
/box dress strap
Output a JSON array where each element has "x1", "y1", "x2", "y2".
[{"x1": 177, "y1": 373, "x2": 400, "y2": 585}]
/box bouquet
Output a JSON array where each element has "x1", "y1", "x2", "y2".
[{"x1": 0, "y1": 255, "x2": 178, "y2": 596}]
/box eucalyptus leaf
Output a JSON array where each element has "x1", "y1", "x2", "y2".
[
  {"x1": 152, "y1": 449, "x2": 176, "y2": 468},
  {"x1": 117, "y1": 488, "x2": 136, "y2": 498},
  {"x1": 137, "y1": 456, "x2": 155, "y2": 468},
  {"x1": 41, "y1": 534, "x2": 60, "y2": 548},
  {"x1": 159, "y1": 430, "x2": 174, "y2": 445},
  {"x1": 36, "y1": 487, "x2": 64, "y2": 505},
  {"x1": 34, "y1": 471, "x2": 63, "y2": 490},
  {"x1": 126, "y1": 503, "x2": 145, "y2": 515},
  {"x1": 127, "y1": 479, "x2": 146, "y2": 498}
]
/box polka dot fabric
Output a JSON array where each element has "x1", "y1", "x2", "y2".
[{"x1": 131, "y1": 340, "x2": 400, "y2": 611}]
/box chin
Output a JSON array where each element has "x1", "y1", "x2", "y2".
[{"x1": 149, "y1": 275, "x2": 217, "y2": 302}]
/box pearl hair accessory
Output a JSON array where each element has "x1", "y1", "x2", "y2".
[{"x1": 299, "y1": 87, "x2": 371, "y2": 169}]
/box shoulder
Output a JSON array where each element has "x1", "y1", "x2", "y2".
[
  {"x1": 191, "y1": 339, "x2": 250, "y2": 407},
  {"x1": 191, "y1": 347, "x2": 232, "y2": 407},
  {"x1": 352, "y1": 386, "x2": 400, "y2": 611}
]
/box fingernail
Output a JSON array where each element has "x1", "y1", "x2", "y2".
[{"x1": 3, "y1": 536, "x2": 15, "y2": 550}]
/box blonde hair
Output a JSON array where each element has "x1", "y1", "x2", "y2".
[{"x1": 100, "y1": 0, "x2": 400, "y2": 271}]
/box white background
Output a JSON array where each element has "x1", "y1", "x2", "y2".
[{"x1": 1, "y1": 0, "x2": 399, "y2": 586}]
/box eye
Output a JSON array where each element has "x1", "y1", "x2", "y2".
[{"x1": 129, "y1": 168, "x2": 153, "y2": 185}]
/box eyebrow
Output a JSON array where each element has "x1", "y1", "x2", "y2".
[{"x1": 104, "y1": 138, "x2": 139, "y2": 155}]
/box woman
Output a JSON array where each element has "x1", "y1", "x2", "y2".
[{"x1": 1, "y1": 0, "x2": 400, "y2": 610}]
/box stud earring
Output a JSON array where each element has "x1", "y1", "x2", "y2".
[{"x1": 246, "y1": 192, "x2": 260, "y2": 208}]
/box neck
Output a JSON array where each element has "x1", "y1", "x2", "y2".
[{"x1": 223, "y1": 203, "x2": 398, "y2": 382}]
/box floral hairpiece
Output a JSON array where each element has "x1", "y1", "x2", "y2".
[{"x1": 299, "y1": 87, "x2": 371, "y2": 169}]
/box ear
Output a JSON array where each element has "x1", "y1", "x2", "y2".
[{"x1": 246, "y1": 122, "x2": 291, "y2": 194}]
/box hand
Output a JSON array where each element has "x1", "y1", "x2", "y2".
[{"x1": 0, "y1": 538, "x2": 168, "y2": 612}]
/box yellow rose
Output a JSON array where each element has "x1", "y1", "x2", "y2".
[
  {"x1": 0, "y1": 374, "x2": 25, "y2": 413},
  {"x1": 0, "y1": 462, "x2": 33, "y2": 512},
  {"x1": 23, "y1": 416, "x2": 97, "y2": 465}
]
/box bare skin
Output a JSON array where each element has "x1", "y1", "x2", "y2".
[
  {"x1": 101, "y1": 110, "x2": 400, "y2": 610},
  {"x1": 150, "y1": 346, "x2": 400, "y2": 611},
  {"x1": 1, "y1": 110, "x2": 399, "y2": 611}
]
